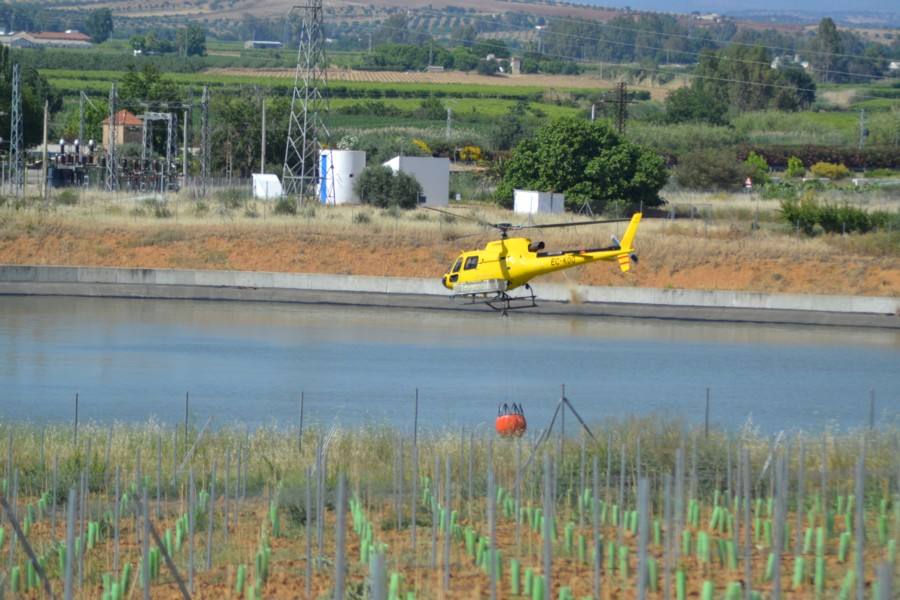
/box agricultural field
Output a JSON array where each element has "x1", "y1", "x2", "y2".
[
  {"x1": 0, "y1": 417, "x2": 897, "y2": 599},
  {"x1": 38, "y1": 68, "x2": 646, "y2": 100}
]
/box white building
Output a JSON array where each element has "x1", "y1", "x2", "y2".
[
  {"x1": 513, "y1": 190, "x2": 565, "y2": 215},
  {"x1": 252, "y1": 174, "x2": 282, "y2": 199},
  {"x1": 382, "y1": 156, "x2": 449, "y2": 207},
  {"x1": 0, "y1": 31, "x2": 92, "y2": 48}
]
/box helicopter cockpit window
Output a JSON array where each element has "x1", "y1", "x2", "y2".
[
  {"x1": 464, "y1": 256, "x2": 479, "y2": 270},
  {"x1": 451, "y1": 258, "x2": 463, "y2": 273}
]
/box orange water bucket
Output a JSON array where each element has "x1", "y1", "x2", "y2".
[{"x1": 495, "y1": 406, "x2": 527, "y2": 437}]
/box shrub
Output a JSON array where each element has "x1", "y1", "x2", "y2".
[
  {"x1": 675, "y1": 149, "x2": 745, "y2": 191},
  {"x1": 273, "y1": 197, "x2": 297, "y2": 215},
  {"x1": 743, "y1": 151, "x2": 770, "y2": 185},
  {"x1": 215, "y1": 188, "x2": 247, "y2": 209},
  {"x1": 243, "y1": 203, "x2": 260, "y2": 218},
  {"x1": 55, "y1": 190, "x2": 78, "y2": 206},
  {"x1": 810, "y1": 162, "x2": 851, "y2": 180},
  {"x1": 780, "y1": 198, "x2": 893, "y2": 235},
  {"x1": 737, "y1": 145, "x2": 899, "y2": 170},
  {"x1": 142, "y1": 198, "x2": 171, "y2": 218},
  {"x1": 380, "y1": 205, "x2": 402, "y2": 219},
  {"x1": 779, "y1": 198, "x2": 821, "y2": 235},
  {"x1": 785, "y1": 156, "x2": 805, "y2": 178},
  {"x1": 352, "y1": 211, "x2": 371, "y2": 225},
  {"x1": 354, "y1": 166, "x2": 423, "y2": 209},
  {"x1": 762, "y1": 181, "x2": 799, "y2": 200}
]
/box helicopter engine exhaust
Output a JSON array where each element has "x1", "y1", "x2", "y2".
[{"x1": 528, "y1": 241, "x2": 545, "y2": 252}]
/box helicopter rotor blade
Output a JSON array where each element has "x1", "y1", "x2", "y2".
[
  {"x1": 423, "y1": 206, "x2": 496, "y2": 229},
  {"x1": 519, "y1": 218, "x2": 633, "y2": 231},
  {"x1": 446, "y1": 230, "x2": 491, "y2": 242}
]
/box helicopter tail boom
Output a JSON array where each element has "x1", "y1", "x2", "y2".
[
  {"x1": 619, "y1": 213, "x2": 642, "y2": 252},
  {"x1": 616, "y1": 213, "x2": 642, "y2": 272}
]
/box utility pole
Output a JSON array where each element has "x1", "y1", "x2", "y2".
[
  {"x1": 260, "y1": 98, "x2": 266, "y2": 174},
  {"x1": 615, "y1": 82, "x2": 627, "y2": 134},
  {"x1": 182, "y1": 109, "x2": 189, "y2": 186},
  {"x1": 446, "y1": 107, "x2": 452, "y2": 138},
  {"x1": 590, "y1": 103, "x2": 596, "y2": 122},
  {"x1": 79, "y1": 92, "x2": 85, "y2": 150},
  {"x1": 199, "y1": 85, "x2": 210, "y2": 197},
  {"x1": 105, "y1": 84, "x2": 118, "y2": 192},
  {"x1": 41, "y1": 100, "x2": 49, "y2": 204},
  {"x1": 858, "y1": 109, "x2": 867, "y2": 150}
]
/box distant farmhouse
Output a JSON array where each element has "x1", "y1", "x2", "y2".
[
  {"x1": 243, "y1": 40, "x2": 283, "y2": 49},
  {"x1": 0, "y1": 31, "x2": 92, "y2": 49},
  {"x1": 103, "y1": 110, "x2": 143, "y2": 148}
]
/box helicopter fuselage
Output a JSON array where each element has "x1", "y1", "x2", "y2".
[{"x1": 441, "y1": 237, "x2": 631, "y2": 292}]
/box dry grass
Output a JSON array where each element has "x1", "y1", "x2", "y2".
[{"x1": 1, "y1": 191, "x2": 898, "y2": 296}]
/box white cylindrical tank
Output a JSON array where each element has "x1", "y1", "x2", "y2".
[{"x1": 319, "y1": 149, "x2": 366, "y2": 205}]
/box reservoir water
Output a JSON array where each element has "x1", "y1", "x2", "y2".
[{"x1": 0, "y1": 296, "x2": 897, "y2": 433}]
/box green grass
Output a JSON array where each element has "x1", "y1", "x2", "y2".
[
  {"x1": 732, "y1": 110, "x2": 860, "y2": 146},
  {"x1": 40, "y1": 68, "x2": 604, "y2": 99},
  {"x1": 852, "y1": 98, "x2": 900, "y2": 111},
  {"x1": 330, "y1": 97, "x2": 580, "y2": 119}
]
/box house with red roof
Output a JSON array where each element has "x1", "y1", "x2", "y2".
[{"x1": 102, "y1": 110, "x2": 144, "y2": 148}]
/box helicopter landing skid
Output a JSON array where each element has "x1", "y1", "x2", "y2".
[{"x1": 452, "y1": 284, "x2": 537, "y2": 315}]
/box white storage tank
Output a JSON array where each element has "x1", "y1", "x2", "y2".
[
  {"x1": 319, "y1": 149, "x2": 366, "y2": 204},
  {"x1": 513, "y1": 190, "x2": 565, "y2": 215}
]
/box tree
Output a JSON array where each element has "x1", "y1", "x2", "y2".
[
  {"x1": 85, "y1": 8, "x2": 113, "y2": 44},
  {"x1": 476, "y1": 59, "x2": 499, "y2": 76},
  {"x1": 675, "y1": 149, "x2": 745, "y2": 191},
  {"x1": 496, "y1": 118, "x2": 667, "y2": 214},
  {"x1": 415, "y1": 97, "x2": 445, "y2": 121},
  {"x1": 354, "y1": 166, "x2": 423, "y2": 209},
  {"x1": 450, "y1": 47, "x2": 479, "y2": 71},
  {"x1": 0, "y1": 45, "x2": 62, "y2": 147},
  {"x1": 813, "y1": 18, "x2": 842, "y2": 83},
  {"x1": 176, "y1": 25, "x2": 206, "y2": 57},
  {"x1": 664, "y1": 86, "x2": 728, "y2": 125},
  {"x1": 785, "y1": 156, "x2": 805, "y2": 178},
  {"x1": 743, "y1": 151, "x2": 769, "y2": 185},
  {"x1": 119, "y1": 65, "x2": 179, "y2": 106}
]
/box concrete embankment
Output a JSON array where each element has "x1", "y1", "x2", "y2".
[{"x1": 1, "y1": 265, "x2": 897, "y2": 328}]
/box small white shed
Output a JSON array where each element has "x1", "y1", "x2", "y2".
[
  {"x1": 252, "y1": 173, "x2": 283, "y2": 200},
  {"x1": 513, "y1": 190, "x2": 565, "y2": 215},
  {"x1": 382, "y1": 156, "x2": 449, "y2": 207}
]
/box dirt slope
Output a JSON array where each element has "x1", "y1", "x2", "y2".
[{"x1": 1, "y1": 216, "x2": 897, "y2": 297}]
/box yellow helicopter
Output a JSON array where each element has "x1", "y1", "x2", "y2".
[{"x1": 429, "y1": 208, "x2": 642, "y2": 312}]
